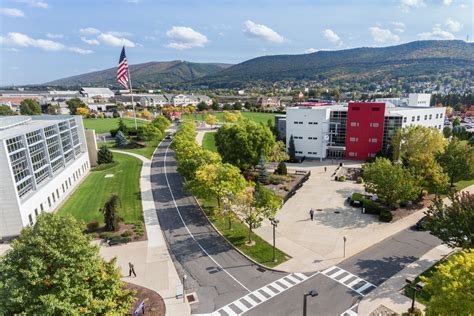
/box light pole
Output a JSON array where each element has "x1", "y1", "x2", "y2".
[
  {"x1": 343, "y1": 236, "x2": 347, "y2": 257},
  {"x1": 182, "y1": 274, "x2": 187, "y2": 303},
  {"x1": 269, "y1": 217, "x2": 280, "y2": 262},
  {"x1": 303, "y1": 289, "x2": 318, "y2": 316},
  {"x1": 405, "y1": 278, "x2": 425, "y2": 313}
]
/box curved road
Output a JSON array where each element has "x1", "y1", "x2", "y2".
[{"x1": 151, "y1": 138, "x2": 441, "y2": 315}]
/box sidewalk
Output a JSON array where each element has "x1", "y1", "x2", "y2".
[
  {"x1": 358, "y1": 244, "x2": 453, "y2": 315},
  {"x1": 104, "y1": 150, "x2": 190, "y2": 315}
]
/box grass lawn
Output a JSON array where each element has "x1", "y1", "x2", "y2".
[
  {"x1": 58, "y1": 152, "x2": 143, "y2": 225},
  {"x1": 201, "y1": 199, "x2": 290, "y2": 268},
  {"x1": 183, "y1": 112, "x2": 277, "y2": 125},
  {"x1": 83, "y1": 118, "x2": 148, "y2": 134},
  {"x1": 99, "y1": 137, "x2": 162, "y2": 159},
  {"x1": 202, "y1": 132, "x2": 217, "y2": 152},
  {"x1": 454, "y1": 178, "x2": 474, "y2": 191}
]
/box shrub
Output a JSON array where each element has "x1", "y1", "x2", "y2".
[
  {"x1": 363, "y1": 199, "x2": 383, "y2": 215},
  {"x1": 99, "y1": 231, "x2": 116, "y2": 239},
  {"x1": 269, "y1": 174, "x2": 287, "y2": 185},
  {"x1": 401, "y1": 308, "x2": 423, "y2": 316},
  {"x1": 97, "y1": 145, "x2": 114, "y2": 165},
  {"x1": 338, "y1": 176, "x2": 346, "y2": 182},
  {"x1": 282, "y1": 185, "x2": 290, "y2": 192},
  {"x1": 112, "y1": 111, "x2": 120, "y2": 118},
  {"x1": 122, "y1": 236, "x2": 132, "y2": 243},
  {"x1": 379, "y1": 209, "x2": 393, "y2": 222},
  {"x1": 356, "y1": 177, "x2": 364, "y2": 184},
  {"x1": 274, "y1": 161, "x2": 288, "y2": 175},
  {"x1": 121, "y1": 230, "x2": 133, "y2": 238},
  {"x1": 110, "y1": 128, "x2": 118, "y2": 137},
  {"x1": 86, "y1": 220, "x2": 100, "y2": 232}
]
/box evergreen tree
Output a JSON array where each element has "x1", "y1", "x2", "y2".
[
  {"x1": 100, "y1": 194, "x2": 120, "y2": 231},
  {"x1": 256, "y1": 154, "x2": 269, "y2": 184},
  {"x1": 97, "y1": 145, "x2": 114, "y2": 165},
  {"x1": 19, "y1": 99, "x2": 41, "y2": 115},
  {"x1": 115, "y1": 130, "x2": 129, "y2": 148},
  {"x1": 275, "y1": 161, "x2": 287, "y2": 175},
  {"x1": 117, "y1": 118, "x2": 129, "y2": 135},
  {"x1": 0, "y1": 213, "x2": 134, "y2": 314},
  {"x1": 288, "y1": 135, "x2": 296, "y2": 162}
]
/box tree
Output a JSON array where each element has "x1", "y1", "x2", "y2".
[
  {"x1": 215, "y1": 119, "x2": 275, "y2": 171},
  {"x1": 141, "y1": 109, "x2": 152, "y2": 119},
  {"x1": 255, "y1": 155, "x2": 269, "y2": 184},
  {"x1": 452, "y1": 117, "x2": 461, "y2": 127},
  {"x1": 275, "y1": 161, "x2": 287, "y2": 175},
  {"x1": 288, "y1": 135, "x2": 296, "y2": 162},
  {"x1": 65, "y1": 97, "x2": 86, "y2": 115},
  {"x1": 254, "y1": 184, "x2": 281, "y2": 213},
  {"x1": 205, "y1": 114, "x2": 218, "y2": 128},
  {"x1": 117, "y1": 118, "x2": 129, "y2": 135},
  {"x1": 363, "y1": 157, "x2": 419, "y2": 208},
  {"x1": 452, "y1": 125, "x2": 469, "y2": 140},
  {"x1": 0, "y1": 213, "x2": 133, "y2": 314},
  {"x1": 442, "y1": 126, "x2": 452, "y2": 138},
  {"x1": 421, "y1": 251, "x2": 474, "y2": 315},
  {"x1": 151, "y1": 115, "x2": 171, "y2": 133},
  {"x1": 223, "y1": 103, "x2": 232, "y2": 110},
  {"x1": 197, "y1": 101, "x2": 209, "y2": 111},
  {"x1": 437, "y1": 138, "x2": 474, "y2": 186},
  {"x1": 188, "y1": 162, "x2": 247, "y2": 209},
  {"x1": 115, "y1": 130, "x2": 129, "y2": 148},
  {"x1": 425, "y1": 191, "x2": 474, "y2": 249},
  {"x1": 46, "y1": 104, "x2": 59, "y2": 115},
  {"x1": 76, "y1": 107, "x2": 89, "y2": 117},
  {"x1": 211, "y1": 100, "x2": 220, "y2": 111},
  {"x1": 0, "y1": 105, "x2": 14, "y2": 116},
  {"x1": 233, "y1": 102, "x2": 242, "y2": 111},
  {"x1": 244, "y1": 101, "x2": 252, "y2": 110},
  {"x1": 100, "y1": 194, "x2": 121, "y2": 231},
  {"x1": 143, "y1": 123, "x2": 162, "y2": 141},
  {"x1": 269, "y1": 141, "x2": 288, "y2": 162},
  {"x1": 176, "y1": 143, "x2": 221, "y2": 180},
  {"x1": 19, "y1": 99, "x2": 41, "y2": 115},
  {"x1": 223, "y1": 111, "x2": 240, "y2": 123},
  {"x1": 97, "y1": 145, "x2": 114, "y2": 164}
]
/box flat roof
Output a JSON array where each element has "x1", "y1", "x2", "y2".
[{"x1": 0, "y1": 115, "x2": 75, "y2": 140}]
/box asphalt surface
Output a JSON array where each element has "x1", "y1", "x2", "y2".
[
  {"x1": 151, "y1": 136, "x2": 442, "y2": 315},
  {"x1": 150, "y1": 139, "x2": 287, "y2": 314}
]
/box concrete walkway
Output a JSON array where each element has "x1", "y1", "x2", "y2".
[
  {"x1": 358, "y1": 244, "x2": 453, "y2": 315},
  {"x1": 103, "y1": 150, "x2": 190, "y2": 315}
]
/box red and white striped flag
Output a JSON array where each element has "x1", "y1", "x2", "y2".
[{"x1": 117, "y1": 46, "x2": 129, "y2": 89}]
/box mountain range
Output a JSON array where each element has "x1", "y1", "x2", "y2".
[{"x1": 46, "y1": 40, "x2": 474, "y2": 89}]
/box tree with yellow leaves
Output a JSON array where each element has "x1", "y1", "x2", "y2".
[
  {"x1": 76, "y1": 107, "x2": 90, "y2": 117},
  {"x1": 205, "y1": 114, "x2": 218, "y2": 128}
]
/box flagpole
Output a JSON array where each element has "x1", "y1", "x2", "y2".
[{"x1": 126, "y1": 53, "x2": 137, "y2": 130}]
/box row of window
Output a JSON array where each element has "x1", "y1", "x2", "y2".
[
  {"x1": 348, "y1": 152, "x2": 377, "y2": 158},
  {"x1": 292, "y1": 121, "x2": 319, "y2": 125},
  {"x1": 405, "y1": 113, "x2": 443, "y2": 123},
  {"x1": 28, "y1": 161, "x2": 89, "y2": 226},
  {"x1": 351, "y1": 106, "x2": 380, "y2": 112}
]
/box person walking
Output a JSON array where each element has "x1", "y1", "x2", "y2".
[
  {"x1": 128, "y1": 262, "x2": 137, "y2": 277},
  {"x1": 324, "y1": 166, "x2": 327, "y2": 172},
  {"x1": 310, "y1": 208, "x2": 314, "y2": 221}
]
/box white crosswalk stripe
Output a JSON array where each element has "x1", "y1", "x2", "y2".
[
  {"x1": 321, "y1": 266, "x2": 376, "y2": 296},
  {"x1": 341, "y1": 304, "x2": 359, "y2": 316},
  {"x1": 193, "y1": 273, "x2": 311, "y2": 316}
]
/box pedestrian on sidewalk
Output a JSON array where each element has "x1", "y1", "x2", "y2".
[
  {"x1": 128, "y1": 262, "x2": 137, "y2": 277},
  {"x1": 310, "y1": 208, "x2": 314, "y2": 221},
  {"x1": 324, "y1": 166, "x2": 327, "y2": 172}
]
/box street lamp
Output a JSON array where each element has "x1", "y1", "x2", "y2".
[
  {"x1": 269, "y1": 217, "x2": 280, "y2": 262},
  {"x1": 182, "y1": 274, "x2": 187, "y2": 303},
  {"x1": 343, "y1": 236, "x2": 347, "y2": 257},
  {"x1": 303, "y1": 289, "x2": 318, "y2": 316},
  {"x1": 405, "y1": 277, "x2": 425, "y2": 313}
]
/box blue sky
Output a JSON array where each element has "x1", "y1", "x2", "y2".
[{"x1": 0, "y1": 0, "x2": 472, "y2": 85}]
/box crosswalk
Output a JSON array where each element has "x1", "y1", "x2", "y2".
[
  {"x1": 197, "y1": 273, "x2": 310, "y2": 316},
  {"x1": 321, "y1": 266, "x2": 376, "y2": 296},
  {"x1": 341, "y1": 303, "x2": 359, "y2": 316}
]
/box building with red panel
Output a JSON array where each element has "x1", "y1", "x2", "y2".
[{"x1": 345, "y1": 102, "x2": 385, "y2": 160}]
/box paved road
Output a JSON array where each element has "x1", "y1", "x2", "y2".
[
  {"x1": 151, "y1": 138, "x2": 442, "y2": 315},
  {"x1": 150, "y1": 139, "x2": 287, "y2": 314}
]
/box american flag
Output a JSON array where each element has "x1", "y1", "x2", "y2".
[{"x1": 117, "y1": 46, "x2": 129, "y2": 89}]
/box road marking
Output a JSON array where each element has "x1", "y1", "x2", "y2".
[
  {"x1": 193, "y1": 272, "x2": 316, "y2": 316},
  {"x1": 341, "y1": 303, "x2": 359, "y2": 316},
  {"x1": 163, "y1": 142, "x2": 250, "y2": 292},
  {"x1": 321, "y1": 266, "x2": 376, "y2": 296}
]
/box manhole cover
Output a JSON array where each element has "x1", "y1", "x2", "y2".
[
  {"x1": 187, "y1": 294, "x2": 196, "y2": 302},
  {"x1": 257, "y1": 267, "x2": 266, "y2": 273},
  {"x1": 334, "y1": 211, "x2": 340, "y2": 214}
]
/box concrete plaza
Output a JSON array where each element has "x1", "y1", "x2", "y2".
[{"x1": 255, "y1": 160, "x2": 427, "y2": 272}]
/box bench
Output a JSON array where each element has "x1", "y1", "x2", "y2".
[{"x1": 176, "y1": 284, "x2": 184, "y2": 299}]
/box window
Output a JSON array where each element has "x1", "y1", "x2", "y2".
[
  {"x1": 371, "y1": 107, "x2": 380, "y2": 111},
  {"x1": 308, "y1": 122, "x2": 318, "y2": 125},
  {"x1": 435, "y1": 114, "x2": 438, "y2": 119},
  {"x1": 439, "y1": 113, "x2": 443, "y2": 119},
  {"x1": 403, "y1": 117, "x2": 407, "y2": 123},
  {"x1": 307, "y1": 151, "x2": 317, "y2": 155},
  {"x1": 349, "y1": 137, "x2": 358, "y2": 142},
  {"x1": 56, "y1": 189, "x2": 60, "y2": 198},
  {"x1": 40, "y1": 203, "x2": 44, "y2": 211},
  {"x1": 417, "y1": 116, "x2": 420, "y2": 121},
  {"x1": 352, "y1": 107, "x2": 360, "y2": 111},
  {"x1": 28, "y1": 214, "x2": 33, "y2": 226},
  {"x1": 350, "y1": 121, "x2": 359, "y2": 127},
  {"x1": 369, "y1": 138, "x2": 378, "y2": 143},
  {"x1": 429, "y1": 114, "x2": 432, "y2": 119},
  {"x1": 62, "y1": 184, "x2": 65, "y2": 193},
  {"x1": 348, "y1": 152, "x2": 358, "y2": 157},
  {"x1": 370, "y1": 122, "x2": 380, "y2": 128},
  {"x1": 52, "y1": 193, "x2": 56, "y2": 203},
  {"x1": 411, "y1": 116, "x2": 415, "y2": 122},
  {"x1": 48, "y1": 197, "x2": 51, "y2": 208},
  {"x1": 308, "y1": 137, "x2": 318, "y2": 140},
  {"x1": 69, "y1": 178, "x2": 72, "y2": 186},
  {"x1": 424, "y1": 115, "x2": 427, "y2": 120},
  {"x1": 368, "y1": 153, "x2": 376, "y2": 158}
]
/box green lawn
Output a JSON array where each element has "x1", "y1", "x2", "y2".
[
  {"x1": 58, "y1": 153, "x2": 143, "y2": 224},
  {"x1": 201, "y1": 199, "x2": 290, "y2": 268},
  {"x1": 99, "y1": 137, "x2": 162, "y2": 159},
  {"x1": 83, "y1": 118, "x2": 148, "y2": 134},
  {"x1": 454, "y1": 178, "x2": 474, "y2": 191},
  {"x1": 202, "y1": 132, "x2": 217, "y2": 152},
  {"x1": 183, "y1": 112, "x2": 277, "y2": 125}
]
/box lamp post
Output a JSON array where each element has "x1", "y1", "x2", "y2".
[
  {"x1": 405, "y1": 277, "x2": 425, "y2": 313},
  {"x1": 343, "y1": 236, "x2": 347, "y2": 257},
  {"x1": 303, "y1": 289, "x2": 318, "y2": 316},
  {"x1": 182, "y1": 274, "x2": 187, "y2": 303},
  {"x1": 269, "y1": 217, "x2": 280, "y2": 262}
]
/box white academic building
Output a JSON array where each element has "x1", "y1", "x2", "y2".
[{"x1": 0, "y1": 115, "x2": 90, "y2": 239}]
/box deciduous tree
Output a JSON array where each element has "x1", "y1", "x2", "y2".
[
  {"x1": 437, "y1": 138, "x2": 474, "y2": 186},
  {"x1": 205, "y1": 114, "x2": 218, "y2": 128},
  {"x1": 0, "y1": 105, "x2": 14, "y2": 116},
  {"x1": 151, "y1": 115, "x2": 171, "y2": 133},
  {"x1": 19, "y1": 99, "x2": 41, "y2": 115},
  {"x1": 65, "y1": 97, "x2": 86, "y2": 115},
  {"x1": 0, "y1": 213, "x2": 133, "y2": 314}
]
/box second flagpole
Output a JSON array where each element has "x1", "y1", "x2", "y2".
[{"x1": 126, "y1": 53, "x2": 137, "y2": 130}]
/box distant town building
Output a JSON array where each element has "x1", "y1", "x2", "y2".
[
  {"x1": 80, "y1": 87, "x2": 115, "y2": 99},
  {"x1": 0, "y1": 115, "x2": 90, "y2": 239}
]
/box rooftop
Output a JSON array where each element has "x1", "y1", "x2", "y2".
[{"x1": 0, "y1": 115, "x2": 76, "y2": 140}]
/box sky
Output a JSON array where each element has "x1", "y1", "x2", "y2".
[{"x1": 0, "y1": 0, "x2": 473, "y2": 85}]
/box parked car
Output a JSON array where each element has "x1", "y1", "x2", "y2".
[
  {"x1": 414, "y1": 216, "x2": 428, "y2": 231},
  {"x1": 165, "y1": 134, "x2": 172, "y2": 140}
]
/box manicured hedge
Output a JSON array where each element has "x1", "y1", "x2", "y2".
[{"x1": 351, "y1": 192, "x2": 383, "y2": 214}]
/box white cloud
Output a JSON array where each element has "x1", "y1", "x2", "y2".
[
  {"x1": 97, "y1": 33, "x2": 135, "y2": 47},
  {"x1": 418, "y1": 25, "x2": 455, "y2": 39},
  {"x1": 1, "y1": 32, "x2": 93, "y2": 54},
  {"x1": 369, "y1": 27, "x2": 400, "y2": 43},
  {"x1": 107, "y1": 31, "x2": 132, "y2": 37},
  {"x1": 305, "y1": 48, "x2": 317, "y2": 53},
  {"x1": 46, "y1": 33, "x2": 63, "y2": 39},
  {"x1": 0, "y1": 8, "x2": 25, "y2": 17},
  {"x1": 166, "y1": 26, "x2": 208, "y2": 49},
  {"x1": 243, "y1": 20, "x2": 285, "y2": 43},
  {"x1": 442, "y1": 0, "x2": 453, "y2": 5},
  {"x1": 30, "y1": 1, "x2": 48, "y2": 8},
  {"x1": 79, "y1": 27, "x2": 100, "y2": 35},
  {"x1": 322, "y1": 29, "x2": 342, "y2": 44},
  {"x1": 400, "y1": 0, "x2": 426, "y2": 11},
  {"x1": 80, "y1": 36, "x2": 100, "y2": 45},
  {"x1": 445, "y1": 18, "x2": 462, "y2": 32},
  {"x1": 68, "y1": 47, "x2": 93, "y2": 55},
  {"x1": 392, "y1": 21, "x2": 406, "y2": 29}
]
